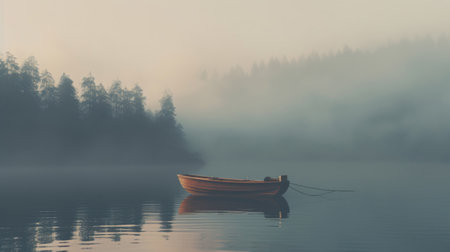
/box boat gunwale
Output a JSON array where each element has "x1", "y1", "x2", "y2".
[{"x1": 177, "y1": 174, "x2": 282, "y2": 184}]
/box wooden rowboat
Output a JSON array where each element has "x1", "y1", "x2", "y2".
[{"x1": 177, "y1": 174, "x2": 289, "y2": 196}]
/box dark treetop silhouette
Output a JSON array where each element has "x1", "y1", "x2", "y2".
[{"x1": 0, "y1": 53, "x2": 202, "y2": 165}]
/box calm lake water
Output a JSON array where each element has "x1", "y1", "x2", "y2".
[{"x1": 1, "y1": 162, "x2": 450, "y2": 251}]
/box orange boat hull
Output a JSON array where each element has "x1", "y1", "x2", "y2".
[{"x1": 177, "y1": 174, "x2": 289, "y2": 196}]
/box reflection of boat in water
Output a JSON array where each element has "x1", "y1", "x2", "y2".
[
  {"x1": 178, "y1": 195, "x2": 290, "y2": 219},
  {"x1": 177, "y1": 174, "x2": 290, "y2": 196}
]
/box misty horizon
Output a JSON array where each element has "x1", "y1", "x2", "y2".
[
  {"x1": 2, "y1": 37, "x2": 450, "y2": 163},
  {"x1": 180, "y1": 37, "x2": 450, "y2": 162},
  {"x1": 2, "y1": 1, "x2": 450, "y2": 251}
]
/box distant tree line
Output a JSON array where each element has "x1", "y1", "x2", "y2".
[
  {"x1": 0, "y1": 53, "x2": 202, "y2": 165},
  {"x1": 197, "y1": 37, "x2": 450, "y2": 161}
]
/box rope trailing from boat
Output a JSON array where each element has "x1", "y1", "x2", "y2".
[
  {"x1": 289, "y1": 186, "x2": 336, "y2": 197},
  {"x1": 290, "y1": 182, "x2": 354, "y2": 193}
]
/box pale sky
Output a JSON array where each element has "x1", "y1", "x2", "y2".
[{"x1": 1, "y1": 0, "x2": 450, "y2": 107}]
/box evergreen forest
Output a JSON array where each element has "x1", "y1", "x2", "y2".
[{"x1": 0, "y1": 53, "x2": 202, "y2": 165}]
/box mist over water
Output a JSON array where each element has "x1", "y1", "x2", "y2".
[
  {"x1": 181, "y1": 38, "x2": 450, "y2": 163},
  {"x1": 1, "y1": 0, "x2": 450, "y2": 250},
  {"x1": 2, "y1": 162, "x2": 450, "y2": 251},
  {"x1": 1, "y1": 9, "x2": 450, "y2": 249}
]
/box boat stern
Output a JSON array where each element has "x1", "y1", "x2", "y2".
[{"x1": 276, "y1": 175, "x2": 290, "y2": 196}]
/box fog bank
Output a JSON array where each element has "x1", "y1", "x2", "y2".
[{"x1": 180, "y1": 38, "x2": 450, "y2": 162}]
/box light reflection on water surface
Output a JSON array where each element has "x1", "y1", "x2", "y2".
[{"x1": 1, "y1": 162, "x2": 450, "y2": 251}]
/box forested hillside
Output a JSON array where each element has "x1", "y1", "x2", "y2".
[
  {"x1": 189, "y1": 38, "x2": 450, "y2": 161},
  {"x1": 0, "y1": 53, "x2": 202, "y2": 165}
]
